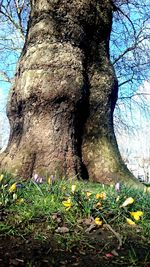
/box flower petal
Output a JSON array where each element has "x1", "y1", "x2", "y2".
[
  {"x1": 9, "y1": 183, "x2": 17, "y2": 193},
  {"x1": 96, "y1": 192, "x2": 106, "y2": 199},
  {"x1": 94, "y1": 217, "x2": 103, "y2": 226},
  {"x1": 71, "y1": 185, "x2": 76, "y2": 194},
  {"x1": 115, "y1": 182, "x2": 121, "y2": 192},
  {"x1": 94, "y1": 202, "x2": 102, "y2": 209},
  {"x1": 47, "y1": 177, "x2": 51, "y2": 185},
  {"x1": 126, "y1": 218, "x2": 136, "y2": 225},
  {"x1": 85, "y1": 191, "x2": 92, "y2": 198},
  {"x1": 130, "y1": 211, "x2": 143, "y2": 221},
  {"x1": 105, "y1": 253, "x2": 114, "y2": 258},
  {"x1": 120, "y1": 197, "x2": 134, "y2": 207},
  {"x1": 62, "y1": 198, "x2": 72, "y2": 208},
  {"x1": 16, "y1": 198, "x2": 24, "y2": 204},
  {"x1": 0, "y1": 174, "x2": 4, "y2": 182}
]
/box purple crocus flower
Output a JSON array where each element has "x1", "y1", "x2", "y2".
[
  {"x1": 115, "y1": 182, "x2": 121, "y2": 193},
  {"x1": 33, "y1": 173, "x2": 44, "y2": 184},
  {"x1": 38, "y1": 177, "x2": 43, "y2": 184},
  {"x1": 51, "y1": 175, "x2": 55, "y2": 182},
  {"x1": 33, "y1": 173, "x2": 38, "y2": 182},
  {"x1": 16, "y1": 183, "x2": 23, "y2": 188}
]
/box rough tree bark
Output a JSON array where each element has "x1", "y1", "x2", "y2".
[{"x1": 0, "y1": 0, "x2": 139, "y2": 185}]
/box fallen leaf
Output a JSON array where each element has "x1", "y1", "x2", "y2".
[
  {"x1": 77, "y1": 219, "x2": 84, "y2": 224},
  {"x1": 52, "y1": 212, "x2": 62, "y2": 224},
  {"x1": 84, "y1": 218, "x2": 94, "y2": 225},
  {"x1": 111, "y1": 249, "x2": 119, "y2": 256},
  {"x1": 85, "y1": 224, "x2": 96, "y2": 233},
  {"x1": 55, "y1": 226, "x2": 69, "y2": 233}
]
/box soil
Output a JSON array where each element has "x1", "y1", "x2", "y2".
[{"x1": 0, "y1": 228, "x2": 150, "y2": 267}]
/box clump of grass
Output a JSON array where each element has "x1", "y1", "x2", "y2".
[
  {"x1": 0, "y1": 172, "x2": 150, "y2": 250},
  {"x1": 0, "y1": 172, "x2": 24, "y2": 208}
]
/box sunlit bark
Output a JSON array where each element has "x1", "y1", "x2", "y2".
[{"x1": 0, "y1": 0, "x2": 139, "y2": 186}]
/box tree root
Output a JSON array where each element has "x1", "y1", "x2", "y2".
[{"x1": 103, "y1": 224, "x2": 122, "y2": 250}]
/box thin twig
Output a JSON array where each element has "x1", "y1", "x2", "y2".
[{"x1": 103, "y1": 224, "x2": 122, "y2": 249}]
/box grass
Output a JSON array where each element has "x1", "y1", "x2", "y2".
[{"x1": 0, "y1": 172, "x2": 150, "y2": 265}]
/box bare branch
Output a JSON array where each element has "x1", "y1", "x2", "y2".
[{"x1": 0, "y1": 70, "x2": 12, "y2": 83}]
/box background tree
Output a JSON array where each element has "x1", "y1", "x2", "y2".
[
  {"x1": 0, "y1": 0, "x2": 29, "y2": 150},
  {"x1": 0, "y1": 0, "x2": 149, "y2": 186},
  {"x1": 0, "y1": 0, "x2": 29, "y2": 82},
  {"x1": 111, "y1": 0, "x2": 150, "y2": 134}
]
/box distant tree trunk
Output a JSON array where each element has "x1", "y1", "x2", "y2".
[{"x1": 0, "y1": 0, "x2": 139, "y2": 185}]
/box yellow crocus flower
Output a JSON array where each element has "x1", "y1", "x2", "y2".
[
  {"x1": 9, "y1": 183, "x2": 17, "y2": 193},
  {"x1": 62, "y1": 198, "x2": 72, "y2": 210},
  {"x1": 0, "y1": 174, "x2": 4, "y2": 182},
  {"x1": 120, "y1": 197, "x2": 134, "y2": 207},
  {"x1": 96, "y1": 192, "x2": 106, "y2": 199},
  {"x1": 16, "y1": 198, "x2": 24, "y2": 204},
  {"x1": 116, "y1": 196, "x2": 120, "y2": 202},
  {"x1": 94, "y1": 217, "x2": 103, "y2": 226},
  {"x1": 94, "y1": 202, "x2": 102, "y2": 209},
  {"x1": 47, "y1": 177, "x2": 51, "y2": 185},
  {"x1": 130, "y1": 211, "x2": 143, "y2": 221},
  {"x1": 71, "y1": 184, "x2": 76, "y2": 194},
  {"x1": 61, "y1": 186, "x2": 66, "y2": 191},
  {"x1": 126, "y1": 218, "x2": 136, "y2": 225},
  {"x1": 85, "y1": 191, "x2": 92, "y2": 198}
]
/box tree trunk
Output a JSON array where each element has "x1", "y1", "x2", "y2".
[{"x1": 0, "y1": 0, "x2": 139, "y2": 185}]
